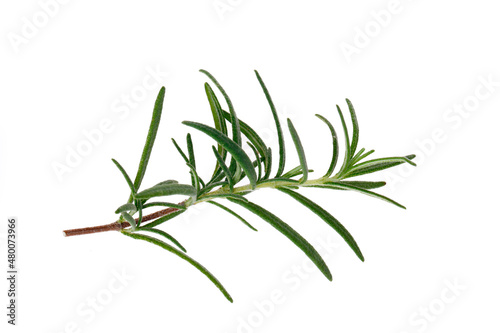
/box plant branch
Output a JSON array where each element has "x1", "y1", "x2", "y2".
[
  {"x1": 62, "y1": 72, "x2": 416, "y2": 303},
  {"x1": 63, "y1": 205, "x2": 182, "y2": 237},
  {"x1": 62, "y1": 177, "x2": 321, "y2": 237},
  {"x1": 63, "y1": 165, "x2": 407, "y2": 238}
]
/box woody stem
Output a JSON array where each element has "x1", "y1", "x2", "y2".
[{"x1": 62, "y1": 205, "x2": 182, "y2": 237}]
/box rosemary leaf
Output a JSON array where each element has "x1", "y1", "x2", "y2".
[
  {"x1": 122, "y1": 230, "x2": 233, "y2": 302},
  {"x1": 115, "y1": 203, "x2": 137, "y2": 214},
  {"x1": 137, "y1": 227, "x2": 187, "y2": 253},
  {"x1": 315, "y1": 114, "x2": 339, "y2": 178},
  {"x1": 278, "y1": 187, "x2": 364, "y2": 261},
  {"x1": 346, "y1": 98, "x2": 359, "y2": 158},
  {"x1": 111, "y1": 159, "x2": 136, "y2": 195},
  {"x1": 307, "y1": 183, "x2": 406, "y2": 209},
  {"x1": 141, "y1": 210, "x2": 185, "y2": 229},
  {"x1": 121, "y1": 212, "x2": 137, "y2": 231},
  {"x1": 344, "y1": 155, "x2": 416, "y2": 179},
  {"x1": 211, "y1": 146, "x2": 234, "y2": 191},
  {"x1": 227, "y1": 198, "x2": 332, "y2": 281},
  {"x1": 254, "y1": 70, "x2": 286, "y2": 177},
  {"x1": 135, "y1": 184, "x2": 197, "y2": 201},
  {"x1": 207, "y1": 200, "x2": 257, "y2": 231},
  {"x1": 129, "y1": 87, "x2": 166, "y2": 202},
  {"x1": 287, "y1": 119, "x2": 308, "y2": 183},
  {"x1": 183, "y1": 121, "x2": 257, "y2": 189}
]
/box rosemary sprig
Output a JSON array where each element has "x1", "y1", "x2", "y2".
[{"x1": 63, "y1": 70, "x2": 416, "y2": 303}]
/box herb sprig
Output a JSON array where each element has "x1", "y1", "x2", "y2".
[{"x1": 64, "y1": 70, "x2": 415, "y2": 302}]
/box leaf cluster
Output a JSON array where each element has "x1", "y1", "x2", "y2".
[{"x1": 111, "y1": 70, "x2": 416, "y2": 302}]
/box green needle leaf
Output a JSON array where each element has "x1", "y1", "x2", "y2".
[
  {"x1": 136, "y1": 200, "x2": 143, "y2": 227},
  {"x1": 346, "y1": 99, "x2": 359, "y2": 158},
  {"x1": 211, "y1": 146, "x2": 234, "y2": 191},
  {"x1": 205, "y1": 83, "x2": 228, "y2": 175},
  {"x1": 186, "y1": 133, "x2": 196, "y2": 169},
  {"x1": 277, "y1": 187, "x2": 364, "y2": 261},
  {"x1": 349, "y1": 149, "x2": 375, "y2": 166},
  {"x1": 207, "y1": 200, "x2": 257, "y2": 231},
  {"x1": 115, "y1": 203, "x2": 137, "y2": 214},
  {"x1": 315, "y1": 114, "x2": 339, "y2": 178},
  {"x1": 171, "y1": 138, "x2": 189, "y2": 164},
  {"x1": 121, "y1": 212, "x2": 137, "y2": 231},
  {"x1": 308, "y1": 183, "x2": 406, "y2": 209},
  {"x1": 122, "y1": 230, "x2": 233, "y2": 302},
  {"x1": 357, "y1": 149, "x2": 375, "y2": 162},
  {"x1": 254, "y1": 70, "x2": 285, "y2": 177},
  {"x1": 183, "y1": 121, "x2": 257, "y2": 189},
  {"x1": 129, "y1": 87, "x2": 166, "y2": 203},
  {"x1": 137, "y1": 227, "x2": 187, "y2": 252},
  {"x1": 325, "y1": 180, "x2": 386, "y2": 190},
  {"x1": 344, "y1": 155, "x2": 416, "y2": 179},
  {"x1": 349, "y1": 148, "x2": 365, "y2": 167},
  {"x1": 153, "y1": 180, "x2": 179, "y2": 187},
  {"x1": 204, "y1": 83, "x2": 228, "y2": 139},
  {"x1": 142, "y1": 202, "x2": 186, "y2": 210},
  {"x1": 247, "y1": 141, "x2": 262, "y2": 181},
  {"x1": 263, "y1": 148, "x2": 273, "y2": 179},
  {"x1": 227, "y1": 198, "x2": 332, "y2": 281},
  {"x1": 200, "y1": 70, "x2": 242, "y2": 181},
  {"x1": 287, "y1": 118, "x2": 308, "y2": 183},
  {"x1": 111, "y1": 159, "x2": 136, "y2": 195},
  {"x1": 141, "y1": 210, "x2": 185, "y2": 229},
  {"x1": 135, "y1": 183, "x2": 197, "y2": 201},
  {"x1": 336, "y1": 105, "x2": 351, "y2": 176},
  {"x1": 221, "y1": 111, "x2": 270, "y2": 180},
  {"x1": 281, "y1": 166, "x2": 302, "y2": 179},
  {"x1": 281, "y1": 166, "x2": 314, "y2": 179},
  {"x1": 186, "y1": 134, "x2": 197, "y2": 187},
  {"x1": 186, "y1": 162, "x2": 202, "y2": 193},
  {"x1": 200, "y1": 70, "x2": 241, "y2": 147}
]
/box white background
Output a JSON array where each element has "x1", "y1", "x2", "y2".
[{"x1": 1, "y1": 1, "x2": 499, "y2": 332}]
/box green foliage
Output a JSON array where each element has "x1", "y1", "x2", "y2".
[
  {"x1": 110, "y1": 70, "x2": 416, "y2": 302},
  {"x1": 254, "y1": 70, "x2": 286, "y2": 177},
  {"x1": 227, "y1": 197, "x2": 332, "y2": 281},
  {"x1": 122, "y1": 230, "x2": 233, "y2": 302},
  {"x1": 136, "y1": 227, "x2": 187, "y2": 253},
  {"x1": 128, "y1": 87, "x2": 165, "y2": 203},
  {"x1": 286, "y1": 119, "x2": 308, "y2": 183},
  {"x1": 207, "y1": 200, "x2": 257, "y2": 231},
  {"x1": 277, "y1": 187, "x2": 364, "y2": 262}
]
